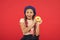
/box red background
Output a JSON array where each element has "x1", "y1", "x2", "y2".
[{"x1": 0, "y1": 0, "x2": 60, "y2": 40}]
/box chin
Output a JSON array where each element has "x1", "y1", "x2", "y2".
[{"x1": 27, "y1": 17, "x2": 31, "y2": 20}]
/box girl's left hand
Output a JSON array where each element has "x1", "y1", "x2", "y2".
[
  {"x1": 35, "y1": 16, "x2": 42, "y2": 25},
  {"x1": 34, "y1": 19, "x2": 42, "y2": 27},
  {"x1": 34, "y1": 18, "x2": 42, "y2": 25},
  {"x1": 36, "y1": 20, "x2": 42, "y2": 26},
  {"x1": 37, "y1": 20, "x2": 42, "y2": 24}
]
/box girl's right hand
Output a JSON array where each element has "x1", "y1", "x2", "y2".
[{"x1": 28, "y1": 19, "x2": 36, "y2": 28}]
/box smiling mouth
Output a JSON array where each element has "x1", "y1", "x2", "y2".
[{"x1": 28, "y1": 16, "x2": 31, "y2": 17}]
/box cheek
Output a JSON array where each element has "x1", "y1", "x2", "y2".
[
  {"x1": 25, "y1": 13, "x2": 28, "y2": 16},
  {"x1": 31, "y1": 13, "x2": 34, "y2": 16}
]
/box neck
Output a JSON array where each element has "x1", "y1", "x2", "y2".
[{"x1": 27, "y1": 18, "x2": 32, "y2": 20}]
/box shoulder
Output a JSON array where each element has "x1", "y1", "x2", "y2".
[{"x1": 19, "y1": 18, "x2": 25, "y2": 23}]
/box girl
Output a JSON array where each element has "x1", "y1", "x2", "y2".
[{"x1": 19, "y1": 6, "x2": 42, "y2": 40}]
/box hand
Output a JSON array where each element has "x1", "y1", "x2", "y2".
[
  {"x1": 35, "y1": 16, "x2": 42, "y2": 24},
  {"x1": 36, "y1": 20, "x2": 42, "y2": 25},
  {"x1": 28, "y1": 20, "x2": 36, "y2": 28},
  {"x1": 35, "y1": 16, "x2": 41, "y2": 22}
]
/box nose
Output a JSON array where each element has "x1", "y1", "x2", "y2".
[{"x1": 28, "y1": 12, "x2": 31, "y2": 15}]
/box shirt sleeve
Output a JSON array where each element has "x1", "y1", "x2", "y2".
[{"x1": 19, "y1": 18, "x2": 25, "y2": 23}]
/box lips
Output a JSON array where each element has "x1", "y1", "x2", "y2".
[{"x1": 27, "y1": 16, "x2": 31, "y2": 17}]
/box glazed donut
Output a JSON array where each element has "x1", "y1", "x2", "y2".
[{"x1": 35, "y1": 16, "x2": 41, "y2": 22}]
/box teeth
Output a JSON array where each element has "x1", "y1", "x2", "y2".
[{"x1": 28, "y1": 16, "x2": 30, "y2": 17}]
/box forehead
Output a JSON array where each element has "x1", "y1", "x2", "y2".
[{"x1": 26, "y1": 9, "x2": 33, "y2": 12}]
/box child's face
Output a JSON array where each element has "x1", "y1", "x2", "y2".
[{"x1": 25, "y1": 9, "x2": 34, "y2": 20}]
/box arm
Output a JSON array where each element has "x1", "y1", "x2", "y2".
[
  {"x1": 36, "y1": 19, "x2": 42, "y2": 36},
  {"x1": 20, "y1": 21, "x2": 35, "y2": 34}
]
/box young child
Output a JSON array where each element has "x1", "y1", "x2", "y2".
[{"x1": 19, "y1": 6, "x2": 42, "y2": 40}]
